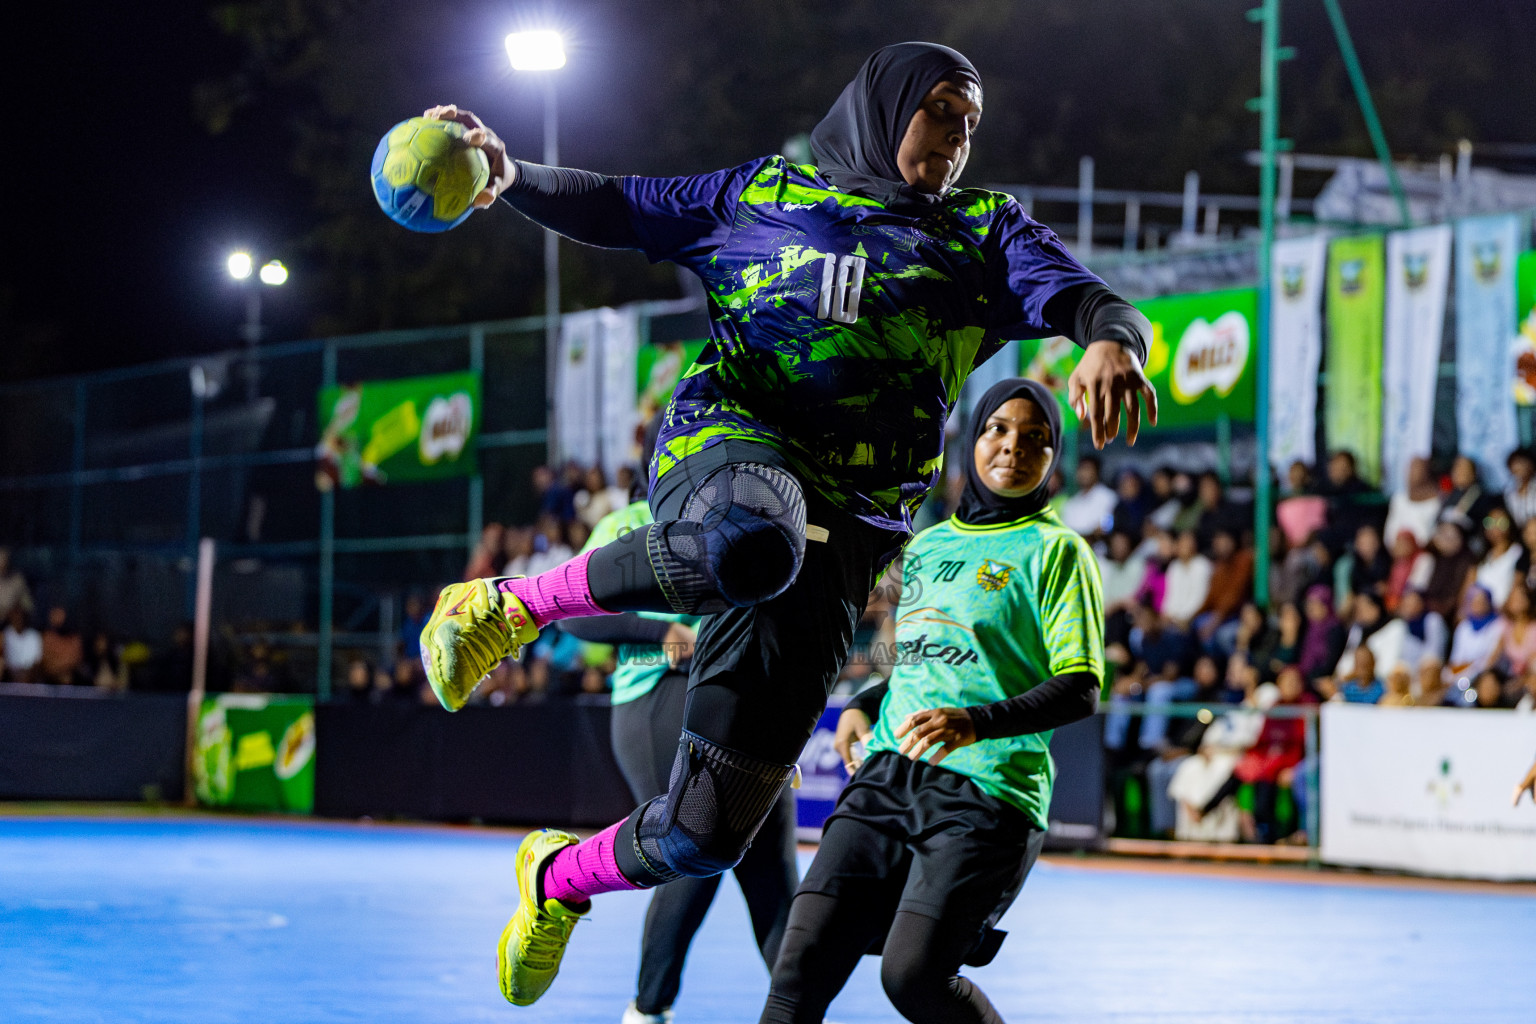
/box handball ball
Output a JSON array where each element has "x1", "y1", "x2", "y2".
[{"x1": 370, "y1": 116, "x2": 491, "y2": 232}]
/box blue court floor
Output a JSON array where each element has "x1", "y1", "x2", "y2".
[{"x1": 2, "y1": 815, "x2": 1533, "y2": 1023}]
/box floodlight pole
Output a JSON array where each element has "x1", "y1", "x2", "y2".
[
  {"x1": 543, "y1": 78, "x2": 561, "y2": 463},
  {"x1": 1321, "y1": 0, "x2": 1412, "y2": 227}
]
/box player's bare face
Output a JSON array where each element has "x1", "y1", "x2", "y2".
[
  {"x1": 897, "y1": 78, "x2": 982, "y2": 194},
  {"x1": 974, "y1": 397, "x2": 1053, "y2": 499}
]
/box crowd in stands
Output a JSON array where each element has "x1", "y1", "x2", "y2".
[{"x1": 1075, "y1": 447, "x2": 1536, "y2": 845}]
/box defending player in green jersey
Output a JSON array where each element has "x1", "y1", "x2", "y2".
[{"x1": 759, "y1": 377, "x2": 1104, "y2": 1024}]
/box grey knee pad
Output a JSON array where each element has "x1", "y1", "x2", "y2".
[
  {"x1": 631, "y1": 730, "x2": 797, "y2": 882},
  {"x1": 645, "y1": 462, "x2": 807, "y2": 614}
]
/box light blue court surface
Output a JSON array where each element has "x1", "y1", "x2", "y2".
[{"x1": 3, "y1": 817, "x2": 1534, "y2": 1024}]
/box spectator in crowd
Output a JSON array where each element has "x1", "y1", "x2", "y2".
[
  {"x1": 1333, "y1": 646, "x2": 1384, "y2": 704},
  {"x1": 1472, "y1": 508, "x2": 1523, "y2": 606},
  {"x1": 1162, "y1": 530, "x2": 1213, "y2": 631},
  {"x1": 464, "y1": 523, "x2": 506, "y2": 580},
  {"x1": 1256, "y1": 601, "x2": 1303, "y2": 680},
  {"x1": 1133, "y1": 529, "x2": 1174, "y2": 613},
  {"x1": 1499, "y1": 584, "x2": 1536, "y2": 678},
  {"x1": 343, "y1": 657, "x2": 374, "y2": 703},
  {"x1": 1230, "y1": 602, "x2": 1275, "y2": 679},
  {"x1": 1446, "y1": 584, "x2": 1505, "y2": 687},
  {"x1": 1422, "y1": 520, "x2": 1476, "y2": 620},
  {"x1": 1335, "y1": 591, "x2": 1405, "y2": 680},
  {"x1": 399, "y1": 593, "x2": 430, "y2": 672},
  {"x1": 1341, "y1": 524, "x2": 1391, "y2": 602},
  {"x1": 1397, "y1": 589, "x2": 1447, "y2": 673},
  {"x1": 1061, "y1": 455, "x2": 1117, "y2": 537},
  {"x1": 1472, "y1": 668, "x2": 1510, "y2": 709},
  {"x1": 1111, "y1": 469, "x2": 1152, "y2": 536},
  {"x1": 1098, "y1": 529, "x2": 1149, "y2": 648},
  {"x1": 1299, "y1": 585, "x2": 1345, "y2": 683},
  {"x1": 522, "y1": 514, "x2": 573, "y2": 578},
  {"x1": 1384, "y1": 529, "x2": 1431, "y2": 612},
  {"x1": 84, "y1": 632, "x2": 126, "y2": 691},
  {"x1": 232, "y1": 645, "x2": 277, "y2": 694},
  {"x1": 501, "y1": 525, "x2": 535, "y2": 577},
  {"x1": 138, "y1": 623, "x2": 193, "y2": 693},
  {"x1": 1383, "y1": 456, "x2": 1444, "y2": 547},
  {"x1": 532, "y1": 464, "x2": 577, "y2": 523},
  {"x1": 1269, "y1": 527, "x2": 1326, "y2": 607},
  {"x1": 1513, "y1": 669, "x2": 1536, "y2": 713},
  {"x1": 574, "y1": 466, "x2": 629, "y2": 530},
  {"x1": 1416, "y1": 658, "x2": 1450, "y2": 707},
  {"x1": 1147, "y1": 467, "x2": 1182, "y2": 531},
  {"x1": 38, "y1": 606, "x2": 84, "y2": 686},
  {"x1": 1194, "y1": 530, "x2": 1254, "y2": 652},
  {"x1": 1518, "y1": 517, "x2": 1536, "y2": 595},
  {"x1": 1208, "y1": 665, "x2": 1315, "y2": 843},
  {"x1": 1194, "y1": 472, "x2": 1248, "y2": 539},
  {"x1": 1504, "y1": 448, "x2": 1536, "y2": 527},
  {"x1": 1281, "y1": 460, "x2": 1314, "y2": 498},
  {"x1": 1319, "y1": 450, "x2": 1377, "y2": 552},
  {"x1": 0, "y1": 548, "x2": 33, "y2": 625},
  {"x1": 4, "y1": 607, "x2": 41, "y2": 683},
  {"x1": 1441, "y1": 454, "x2": 1496, "y2": 528},
  {"x1": 1128, "y1": 601, "x2": 1190, "y2": 684},
  {"x1": 1378, "y1": 664, "x2": 1415, "y2": 706}
]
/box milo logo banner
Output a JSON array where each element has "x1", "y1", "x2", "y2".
[
  {"x1": 316, "y1": 371, "x2": 479, "y2": 489},
  {"x1": 193, "y1": 694, "x2": 316, "y2": 814},
  {"x1": 1019, "y1": 287, "x2": 1257, "y2": 429}
]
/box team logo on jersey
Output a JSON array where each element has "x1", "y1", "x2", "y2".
[{"x1": 976, "y1": 559, "x2": 1012, "y2": 592}]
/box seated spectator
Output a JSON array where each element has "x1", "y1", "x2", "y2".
[
  {"x1": 1061, "y1": 455, "x2": 1117, "y2": 537},
  {"x1": 1195, "y1": 472, "x2": 1250, "y2": 539},
  {"x1": 1333, "y1": 646, "x2": 1384, "y2": 704},
  {"x1": 1378, "y1": 664, "x2": 1416, "y2": 706},
  {"x1": 1299, "y1": 585, "x2": 1346, "y2": 683},
  {"x1": 343, "y1": 657, "x2": 374, "y2": 703},
  {"x1": 0, "y1": 547, "x2": 33, "y2": 625},
  {"x1": 1098, "y1": 529, "x2": 1150, "y2": 648},
  {"x1": 501, "y1": 525, "x2": 535, "y2": 577},
  {"x1": 1341, "y1": 524, "x2": 1391, "y2": 602},
  {"x1": 1230, "y1": 602, "x2": 1274, "y2": 674},
  {"x1": 1207, "y1": 666, "x2": 1316, "y2": 843},
  {"x1": 574, "y1": 466, "x2": 626, "y2": 530},
  {"x1": 1162, "y1": 530, "x2": 1213, "y2": 630},
  {"x1": 530, "y1": 464, "x2": 573, "y2": 523},
  {"x1": 1276, "y1": 491, "x2": 1328, "y2": 553},
  {"x1": 1281, "y1": 460, "x2": 1314, "y2": 498},
  {"x1": 1397, "y1": 589, "x2": 1447, "y2": 672},
  {"x1": 1472, "y1": 668, "x2": 1510, "y2": 709},
  {"x1": 1416, "y1": 658, "x2": 1450, "y2": 707},
  {"x1": 1445, "y1": 585, "x2": 1505, "y2": 686},
  {"x1": 1168, "y1": 711, "x2": 1255, "y2": 843},
  {"x1": 1499, "y1": 584, "x2": 1536, "y2": 677},
  {"x1": 1255, "y1": 601, "x2": 1303, "y2": 680},
  {"x1": 1422, "y1": 520, "x2": 1476, "y2": 621},
  {"x1": 1134, "y1": 529, "x2": 1174, "y2": 613},
  {"x1": 84, "y1": 632, "x2": 126, "y2": 691},
  {"x1": 1319, "y1": 450, "x2": 1379, "y2": 553},
  {"x1": 1128, "y1": 600, "x2": 1192, "y2": 681},
  {"x1": 1441, "y1": 454, "x2": 1496, "y2": 528},
  {"x1": 1384, "y1": 529, "x2": 1431, "y2": 612},
  {"x1": 4, "y1": 607, "x2": 42, "y2": 683},
  {"x1": 389, "y1": 658, "x2": 424, "y2": 703},
  {"x1": 1335, "y1": 591, "x2": 1405, "y2": 680},
  {"x1": 1383, "y1": 456, "x2": 1444, "y2": 547},
  {"x1": 1147, "y1": 467, "x2": 1183, "y2": 531},
  {"x1": 1269, "y1": 527, "x2": 1327, "y2": 607},
  {"x1": 522, "y1": 514, "x2": 573, "y2": 578},
  {"x1": 38, "y1": 606, "x2": 84, "y2": 686},
  {"x1": 1505, "y1": 448, "x2": 1536, "y2": 527},
  {"x1": 463, "y1": 523, "x2": 506, "y2": 581},
  {"x1": 1111, "y1": 469, "x2": 1152, "y2": 536},
  {"x1": 1472, "y1": 508, "x2": 1523, "y2": 606},
  {"x1": 399, "y1": 592, "x2": 429, "y2": 670},
  {"x1": 1193, "y1": 530, "x2": 1254, "y2": 652},
  {"x1": 1519, "y1": 517, "x2": 1536, "y2": 595}
]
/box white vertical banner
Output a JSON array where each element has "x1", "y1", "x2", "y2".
[
  {"x1": 1455, "y1": 214, "x2": 1522, "y2": 488},
  {"x1": 1381, "y1": 224, "x2": 1452, "y2": 493},
  {"x1": 1268, "y1": 233, "x2": 1328, "y2": 476},
  {"x1": 597, "y1": 306, "x2": 639, "y2": 480},
  {"x1": 557, "y1": 306, "x2": 640, "y2": 478}
]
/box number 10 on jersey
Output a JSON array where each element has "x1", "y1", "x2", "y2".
[{"x1": 818, "y1": 254, "x2": 866, "y2": 324}]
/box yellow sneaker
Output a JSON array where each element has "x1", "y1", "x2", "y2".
[
  {"x1": 419, "y1": 577, "x2": 539, "y2": 711},
  {"x1": 497, "y1": 829, "x2": 586, "y2": 1006}
]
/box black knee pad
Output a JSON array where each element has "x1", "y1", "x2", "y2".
[
  {"x1": 631, "y1": 730, "x2": 797, "y2": 882},
  {"x1": 645, "y1": 462, "x2": 806, "y2": 614}
]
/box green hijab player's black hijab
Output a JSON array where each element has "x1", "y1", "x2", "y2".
[
  {"x1": 956, "y1": 378, "x2": 1063, "y2": 527},
  {"x1": 809, "y1": 41, "x2": 979, "y2": 213}
]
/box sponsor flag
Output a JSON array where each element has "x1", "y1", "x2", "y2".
[
  {"x1": 1269, "y1": 234, "x2": 1328, "y2": 476},
  {"x1": 1455, "y1": 215, "x2": 1521, "y2": 486},
  {"x1": 1326, "y1": 234, "x2": 1386, "y2": 485},
  {"x1": 557, "y1": 306, "x2": 640, "y2": 478},
  {"x1": 1382, "y1": 225, "x2": 1452, "y2": 492}
]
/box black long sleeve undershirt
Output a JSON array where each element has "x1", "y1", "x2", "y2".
[
  {"x1": 558, "y1": 612, "x2": 672, "y2": 646},
  {"x1": 1043, "y1": 282, "x2": 1151, "y2": 367},
  {"x1": 845, "y1": 671, "x2": 1101, "y2": 741}
]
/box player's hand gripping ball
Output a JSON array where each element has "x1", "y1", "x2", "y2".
[{"x1": 370, "y1": 116, "x2": 490, "y2": 232}]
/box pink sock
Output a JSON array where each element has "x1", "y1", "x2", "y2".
[
  {"x1": 498, "y1": 550, "x2": 608, "y2": 628},
  {"x1": 541, "y1": 821, "x2": 644, "y2": 904}
]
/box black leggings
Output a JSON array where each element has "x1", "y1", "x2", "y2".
[
  {"x1": 610, "y1": 669, "x2": 798, "y2": 1015},
  {"x1": 761, "y1": 895, "x2": 1005, "y2": 1024}
]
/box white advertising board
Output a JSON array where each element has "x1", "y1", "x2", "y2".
[{"x1": 1320, "y1": 703, "x2": 1536, "y2": 880}]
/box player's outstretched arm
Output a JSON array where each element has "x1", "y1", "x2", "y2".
[
  {"x1": 1514, "y1": 758, "x2": 1536, "y2": 807},
  {"x1": 424, "y1": 105, "x2": 516, "y2": 207},
  {"x1": 1068, "y1": 341, "x2": 1158, "y2": 450}
]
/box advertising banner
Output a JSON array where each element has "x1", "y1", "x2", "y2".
[
  {"x1": 1454, "y1": 215, "x2": 1521, "y2": 486},
  {"x1": 1382, "y1": 225, "x2": 1452, "y2": 493},
  {"x1": 316, "y1": 371, "x2": 479, "y2": 488},
  {"x1": 1019, "y1": 287, "x2": 1258, "y2": 430},
  {"x1": 1268, "y1": 233, "x2": 1328, "y2": 476},
  {"x1": 1325, "y1": 234, "x2": 1386, "y2": 485},
  {"x1": 557, "y1": 306, "x2": 640, "y2": 478},
  {"x1": 636, "y1": 339, "x2": 708, "y2": 424},
  {"x1": 1319, "y1": 703, "x2": 1536, "y2": 880},
  {"x1": 1513, "y1": 250, "x2": 1536, "y2": 406},
  {"x1": 795, "y1": 694, "x2": 850, "y2": 839},
  {"x1": 193, "y1": 694, "x2": 316, "y2": 814}
]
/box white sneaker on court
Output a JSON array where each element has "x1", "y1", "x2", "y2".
[{"x1": 621, "y1": 1003, "x2": 674, "y2": 1024}]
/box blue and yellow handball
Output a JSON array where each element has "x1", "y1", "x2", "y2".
[{"x1": 370, "y1": 116, "x2": 491, "y2": 232}]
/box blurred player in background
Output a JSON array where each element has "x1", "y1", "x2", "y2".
[
  {"x1": 759, "y1": 379, "x2": 1103, "y2": 1024},
  {"x1": 417, "y1": 41, "x2": 1153, "y2": 1007}
]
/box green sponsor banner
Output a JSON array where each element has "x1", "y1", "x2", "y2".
[
  {"x1": 1516, "y1": 251, "x2": 1536, "y2": 405},
  {"x1": 1018, "y1": 287, "x2": 1258, "y2": 429},
  {"x1": 1519, "y1": 250, "x2": 1536, "y2": 323},
  {"x1": 636, "y1": 339, "x2": 708, "y2": 422},
  {"x1": 194, "y1": 695, "x2": 316, "y2": 814},
  {"x1": 317, "y1": 371, "x2": 480, "y2": 488},
  {"x1": 1326, "y1": 235, "x2": 1387, "y2": 484}
]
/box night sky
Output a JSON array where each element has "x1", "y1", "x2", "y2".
[{"x1": 5, "y1": 0, "x2": 1533, "y2": 385}]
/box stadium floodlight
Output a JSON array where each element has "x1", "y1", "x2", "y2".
[
  {"x1": 505, "y1": 30, "x2": 566, "y2": 71},
  {"x1": 227, "y1": 251, "x2": 253, "y2": 280},
  {"x1": 259, "y1": 260, "x2": 289, "y2": 287}
]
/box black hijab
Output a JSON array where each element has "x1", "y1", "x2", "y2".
[
  {"x1": 956, "y1": 378, "x2": 1062, "y2": 527},
  {"x1": 809, "y1": 41, "x2": 979, "y2": 213}
]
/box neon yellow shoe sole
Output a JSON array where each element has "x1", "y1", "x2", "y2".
[
  {"x1": 420, "y1": 577, "x2": 539, "y2": 711},
  {"x1": 497, "y1": 829, "x2": 585, "y2": 1006}
]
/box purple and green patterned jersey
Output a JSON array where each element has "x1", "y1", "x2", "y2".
[{"x1": 620, "y1": 155, "x2": 1103, "y2": 533}]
